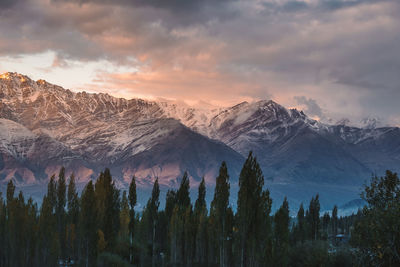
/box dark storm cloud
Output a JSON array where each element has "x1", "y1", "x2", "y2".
[
  {"x1": 262, "y1": 0, "x2": 393, "y2": 14},
  {"x1": 0, "y1": 0, "x2": 25, "y2": 8},
  {"x1": 52, "y1": 0, "x2": 238, "y2": 17},
  {"x1": 318, "y1": 0, "x2": 391, "y2": 11},
  {"x1": 282, "y1": 1, "x2": 308, "y2": 12},
  {"x1": 1, "y1": 0, "x2": 400, "y2": 124}
]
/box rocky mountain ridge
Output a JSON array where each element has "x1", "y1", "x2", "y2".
[{"x1": 1, "y1": 72, "x2": 399, "y2": 209}]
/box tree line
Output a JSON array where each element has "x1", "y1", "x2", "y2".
[{"x1": 0, "y1": 152, "x2": 399, "y2": 266}]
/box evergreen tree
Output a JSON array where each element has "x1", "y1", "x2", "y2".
[
  {"x1": 38, "y1": 194, "x2": 58, "y2": 266},
  {"x1": 331, "y1": 205, "x2": 338, "y2": 237},
  {"x1": 210, "y1": 162, "x2": 230, "y2": 267},
  {"x1": 169, "y1": 206, "x2": 182, "y2": 264},
  {"x1": 237, "y1": 152, "x2": 272, "y2": 267},
  {"x1": 56, "y1": 167, "x2": 67, "y2": 260},
  {"x1": 169, "y1": 172, "x2": 192, "y2": 265},
  {"x1": 165, "y1": 189, "x2": 177, "y2": 219},
  {"x1": 149, "y1": 178, "x2": 160, "y2": 267},
  {"x1": 352, "y1": 171, "x2": 400, "y2": 266},
  {"x1": 194, "y1": 177, "x2": 207, "y2": 217},
  {"x1": 128, "y1": 175, "x2": 137, "y2": 264},
  {"x1": 321, "y1": 212, "x2": 330, "y2": 239},
  {"x1": 67, "y1": 174, "x2": 79, "y2": 261},
  {"x1": 0, "y1": 192, "x2": 5, "y2": 266},
  {"x1": 119, "y1": 191, "x2": 130, "y2": 239},
  {"x1": 294, "y1": 203, "x2": 306, "y2": 244},
  {"x1": 176, "y1": 172, "x2": 191, "y2": 209},
  {"x1": 80, "y1": 181, "x2": 98, "y2": 267},
  {"x1": 273, "y1": 197, "x2": 290, "y2": 267},
  {"x1": 194, "y1": 177, "x2": 208, "y2": 265},
  {"x1": 307, "y1": 195, "x2": 320, "y2": 241},
  {"x1": 47, "y1": 175, "x2": 57, "y2": 213},
  {"x1": 95, "y1": 169, "x2": 120, "y2": 251},
  {"x1": 6, "y1": 180, "x2": 15, "y2": 206}
]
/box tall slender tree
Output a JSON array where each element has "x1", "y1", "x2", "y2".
[
  {"x1": 67, "y1": 174, "x2": 79, "y2": 261},
  {"x1": 273, "y1": 197, "x2": 290, "y2": 267},
  {"x1": 148, "y1": 178, "x2": 160, "y2": 267},
  {"x1": 331, "y1": 205, "x2": 338, "y2": 237},
  {"x1": 95, "y1": 169, "x2": 120, "y2": 251},
  {"x1": 80, "y1": 181, "x2": 97, "y2": 267},
  {"x1": 307, "y1": 195, "x2": 321, "y2": 240},
  {"x1": 194, "y1": 177, "x2": 208, "y2": 265},
  {"x1": 237, "y1": 152, "x2": 272, "y2": 267},
  {"x1": 210, "y1": 162, "x2": 230, "y2": 267},
  {"x1": 128, "y1": 175, "x2": 137, "y2": 264},
  {"x1": 169, "y1": 172, "x2": 192, "y2": 265},
  {"x1": 0, "y1": 192, "x2": 5, "y2": 266},
  {"x1": 294, "y1": 203, "x2": 306, "y2": 244},
  {"x1": 56, "y1": 167, "x2": 67, "y2": 260}
]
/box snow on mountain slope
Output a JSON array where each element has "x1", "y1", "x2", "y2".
[
  {"x1": 0, "y1": 72, "x2": 244, "y2": 189},
  {"x1": 2, "y1": 72, "x2": 400, "y2": 210}
]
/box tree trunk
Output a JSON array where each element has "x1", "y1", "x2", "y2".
[{"x1": 152, "y1": 220, "x2": 156, "y2": 267}]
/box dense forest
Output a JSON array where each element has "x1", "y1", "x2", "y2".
[{"x1": 0, "y1": 152, "x2": 399, "y2": 267}]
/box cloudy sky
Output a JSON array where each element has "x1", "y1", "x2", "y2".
[{"x1": 1, "y1": 0, "x2": 399, "y2": 125}]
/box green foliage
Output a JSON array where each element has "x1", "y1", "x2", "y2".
[
  {"x1": 169, "y1": 172, "x2": 193, "y2": 265},
  {"x1": 97, "y1": 252, "x2": 133, "y2": 267},
  {"x1": 1, "y1": 164, "x2": 398, "y2": 267},
  {"x1": 288, "y1": 240, "x2": 329, "y2": 267},
  {"x1": 95, "y1": 168, "x2": 121, "y2": 251},
  {"x1": 194, "y1": 177, "x2": 208, "y2": 265},
  {"x1": 128, "y1": 175, "x2": 137, "y2": 264},
  {"x1": 56, "y1": 167, "x2": 67, "y2": 258},
  {"x1": 329, "y1": 247, "x2": 355, "y2": 267},
  {"x1": 210, "y1": 162, "x2": 230, "y2": 267},
  {"x1": 352, "y1": 170, "x2": 400, "y2": 266},
  {"x1": 67, "y1": 174, "x2": 80, "y2": 260},
  {"x1": 80, "y1": 181, "x2": 98, "y2": 267},
  {"x1": 307, "y1": 194, "x2": 321, "y2": 241},
  {"x1": 176, "y1": 171, "x2": 191, "y2": 209},
  {"x1": 237, "y1": 152, "x2": 273, "y2": 267},
  {"x1": 291, "y1": 203, "x2": 306, "y2": 245},
  {"x1": 331, "y1": 205, "x2": 338, "y2": 237},
  {"x1": 273, "y1": 197, "x2": 290, "y2": 266}
]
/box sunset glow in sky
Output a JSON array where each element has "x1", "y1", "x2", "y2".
[{"x1": 1, "y1": 0, "x2": 399, "y2": 125}]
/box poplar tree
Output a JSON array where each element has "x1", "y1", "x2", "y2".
[
  {"x1": 331, "y1": 205, "x2": 338, "y2": 237},
  {"x1": 56, "y1": 167, "x2": 67, "y2": 260},
  {"x1": 294, "y1": 203, "x2": 306, "y2": 244},
  {"x1": 169, "y1": 172, "x2": 191, "y2": 265},
  {"x1": 148, "y1": 178, "x2": 160, "y2": 267},
  {"x1": 80, "y1": 181, "x2": 97, "y2": 267},
  {"x1": 307, "y1": 195, "x2": 321, "y2": 240},
  {"x1": 194, "y1": 177, "x2": 208, "y2": 265},
  {"x1": 38, "y1": 179, "x2": 59, "y2": 266},
  {"x1": 119, "y1": 191, "x2": 130, "y2": 239},
  {"x1": 352, "y1": 171, "x2": 400, "y2": 266},
  {"x1": 210, "y1": 162, "x2": 230, "y2": 267},
  {"x1": 67, "y1": 174, "x2": 79, "y2": 261},
  {"x1": 95, "y1": 169, "x2": 120, "y2": 251},
  {"x1": 0, "y1": 192, "x2": 5, "y2": 266},
  {"x1": 128, "y1": 175, "x2": 137, "y2": 264},
  {"x1": 273, "y1": 197, "x2": 290, "y2": 266},
  {"x1": 237, "y1": 152, "x2": 272, "y2": 267}
]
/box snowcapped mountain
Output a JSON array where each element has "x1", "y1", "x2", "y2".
[
  {"x1": 0, "y1": 72, "x2": 244, "y2": 190},
  {"x1": 1, "y1": 72, "x2": 400, "y2": 209}
]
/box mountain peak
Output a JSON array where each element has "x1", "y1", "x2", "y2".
[
  {"x1": 360, "y1": 117, "x2": 382, "y2": 129},
  {"x1": 0, "y1": 72, "x2": 32, "y2": 83}
]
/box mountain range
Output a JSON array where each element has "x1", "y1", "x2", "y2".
[{"x1": 1, "y1": 72, "x2": 399, "y2": 210}]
